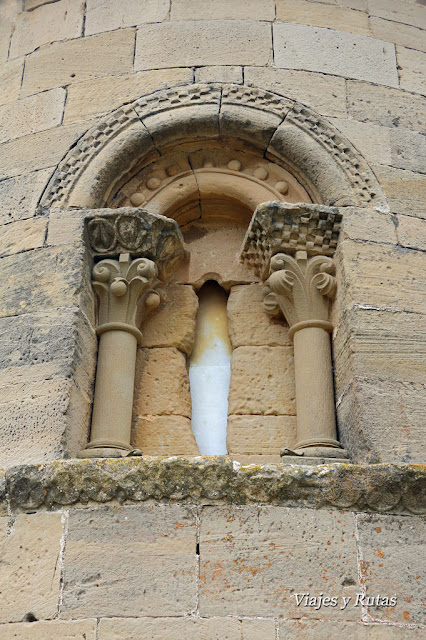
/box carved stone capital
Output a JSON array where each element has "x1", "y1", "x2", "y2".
[
  {"x1": 240, "y1": 202, "x2": 342, "y2": 280},
  {"x1": 86, "y1": 208, "x2": 188, "y2": 281},
  {"x1": 262, "y1": 251, "x2": 336, "y2": 339},
  {"x1": 93, "y1": 253, "x2": 161, "y2": 344}
]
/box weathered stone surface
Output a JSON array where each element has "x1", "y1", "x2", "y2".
[
  {"x1": 172, "y1": 0, "x2": 275, "y2": 20},
  {"x1": 0, "y1": 470, "x2": 6, "y2": 516},
  {"x1": 273, "y1": 24, "x2": 398, "y2": 86},
  {"x1": 370, "y1": 17, "x2": 426, "y2": 53},
  {"x1": 340, "y1": 377, "x2": 425, "y2": 464},
  {"x1": 334, "y1": 309, "x2": 426, "y2": 390},
  {"x1": 397, "y1": 214, "x2": 426, "y2": 251},
  {"x1": 0, "y1": 1, "x2": 17, "y2": 65},
  {"x1": 3, "y1": 458, "x2": 425, "y2": 515},
  {"x1": 335, "y1": 240, "x2": 426, "y2": 314},
  {"x1": 245, "y1": 67, "x2": 347, "y2": 118},
  {"x1": 368, "y1": 0, "x2": 425, "y2": 29},
  {"x1": 134, "y1": 347, "x2": 191, "y2": 418},
  {"x1": 61, "y1": 505, "x2": 197, "y2": 618},
  {"x1": 228, "y1": 347, "x2": 296, "y2": 416},
  {"x1": 133, "y1": 415, "x2": 199, "y2": 456},
  {"x1": 0, "y1": 374, "x2": 91, "y2": 468},
  {"x1": 347, "y1": 81, "x2": 426, "y2": 133},
  {"x1": 0, "y1": 217, "x2": 47, "y2": 257},
  {"x1": 227, "y1": 284, "x2": 292, "y2": 348},
  {"x1": 329, "y1": 118, "x2": 391, "y2": 166},
  {"x1": 21, "y1": 29, "x2": 135, "y2": 97},
  {"x1": 0, "y1": 122, "x2": 90, "y2": 180},
  {"x1": 199, "y1": 505, "x2": 359, "y2": 618},
  {"x1": 141, "y1": 284, "x2": 198, "y2": 356},
  {"x1": 0, "y1": 620, "x2": 97, "y2": 640},
  {"x1": 373, "y1": 165, "x2": 426, "y2": 219},
  {"x1": 280, "y1": 620, "x2": 425, "y2": 639},
  {"x1": 0, "y1": 170, "x2": 53, "y2": 225},
  {"x1": 0, "y1": 246, "x2": 94, "y2": 320},
  {"x1": 0, "y1": 308, "x2": 96, "y2": 388},
  {"x1": 98, "y1": 616, "x2": 275, "y2": 639},
  {"x1": 9, "y1": 0, "x2": 84, "y2": 58},
  {"x1": 390, "y1": 127, "x2": 426, "y2": 174},
  {"x1": 179, "y1": 220, "x2": 257, "y2": 288},
  {"x1": 195, "y1": 65, "x2": 243, "y2": 85},
  {"x1": 0, "y1": 88, "x2": 66, "y2": 145},
  {"x1": 0, "y1": 511, "x2": 62, "y2": 622},
  {"x1": 64, "y1": 67, "x2": 193, "y2": 124},
  {"x1": 227, "y1": 415, "x2": 297, "y2": 455},
  {"x1": 397, "y1": 46, "x2": 426, "y2": 95},
  {"x1": 339, "y1": 207, "x2": 396, "y2": 245},
  {"x1": 46, "y1": 208, "x2": 86, "y2": 247},
  {"x1": 0, "y1": 57, "x2": 24, "y2": 107},
  {"x1": 85, "y1": 0, "x2": 169, "y2": 35},
  {"x1": 356, "y1": 513, "x2": 425, "y2": 624},
  {"x1": 135, "y1": 21, "x2": 272, "y2": 70},
  {"x1": 276, "y1": 0, "x2": 370, "y2": 36}
]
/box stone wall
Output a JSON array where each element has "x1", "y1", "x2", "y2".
[{"x1": 0, "y1": 0, "x2": 425, "y2": 637}]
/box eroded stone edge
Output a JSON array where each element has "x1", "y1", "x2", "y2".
[{"x1": 2, "y1": 457, "x2": 425, "y2": 516}]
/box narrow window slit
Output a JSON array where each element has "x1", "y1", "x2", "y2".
[{"x1": 189, "y1": 281, "x2": 232, "y2": 455}]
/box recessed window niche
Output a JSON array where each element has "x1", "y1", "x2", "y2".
[{"x1": 189, "y1": 281, "x2": 232, "y2": 455}]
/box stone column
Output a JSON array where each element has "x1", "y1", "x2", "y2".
[
  {"x1": 240, "y1": 202, "x2": 348, "y2": 462},
  {"x1": 79, "y1": 208, "x2": 187, "y2": 458}
]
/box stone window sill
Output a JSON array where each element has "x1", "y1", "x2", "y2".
[{"x1": 1, "y1": 457, "x2": 424, "y2": 516}]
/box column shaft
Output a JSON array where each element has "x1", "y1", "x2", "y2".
[
  {"x1": 293, "y1": 327, "x2": 338, "y2": 449},
  {"x1": 89, "y1": 330, "x2": 137, "y2": 453}
]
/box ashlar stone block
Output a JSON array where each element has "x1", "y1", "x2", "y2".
[
  {"x1": 171, "y1": 0, "x2": 276, "y2": 21},
  {"x1": 132, "y1": 415, "x2": 199, "y2": 456},
  {"x1": 0, "y1": 512, "x2": 63, "y2": 622},
  {"x1": 141, "y1": 284, "x2": 198, "y2": 356},
  {"x1": 370, "y1": 17, "x2": 426, "y2": 53},
  {"x1": 227, "y1": 415, "x2": 297, "y2": 455},
  {"x1": 85, "y1": 0, "x2": 169, "y2": 36},
  {"x1": 61, "y1": 505, "x2": 197, "y2": 618},
  {"x1": 0, "y1": 122, "x2": 91, "y2": 180},
  {"x1": 228, "y1": 346, "x2": 296, "y2": 416},
  {"x1": 135, "y1": 21, "x2": 272, "y2": 70},
  {"x1": 397, "y1": 214, "x2": 426, "y2": 251},
  {"x1": 9, "y1": 0, "x2": 84, "y2": 59},
  {"x1": 134, "y1": 347, "x2": 191, "y2": 418},
  {"x1": 0, "y1": 88, "x2": 66, "y2": 145},
  {"x1": 356, "y1": 513, "x2": 426, "y2": 624},
  {"x1": 390, "y1": 127, "x2": 426, "y2": 174},
  {"x1": 0, "y1": 170, "x2": 54, "y2": 225},
  {"x1": 244, "y1": 67, "x2": 347, "y2": 118},
  {"x1": 63, "y1": 68, "x2": 193, "y2": 124},
  {"x1": 199, "y1": 506, "x2": 359, "y2": 619},
  {"x1": 98, "y1": 616, "x2": 275, "y2": 640},
  {"x1": 273, "y1": 23, "x2": 399, "y2": 86},
  {"x1": 0, "y1": 217, "x2": 47, "y2": 257},
  {"x1": 397, "y1": 46, "x2": 426, "y2": 95},
  {"x1": 347, "y1": 81, "x2": 426, "y2": 133},
  {"x1": 276, "y1": 0, "x2": 370, "y2": 36},
  {"x1": 227, "y1": 284, "x2": 292, "y2": 348},
  {"x1": 0, "y1": 620, "x2": 97, "y2": 640},
  {"x1": 373, "y1": 165, "x2": 426, "y2": 219},
  {"x1": 280, "y1": 620, "x2": 425, "y2": 639},
  {"x1": 21, "y1": 29, "x2": 135, "y2": 97},
  {"x1": 0, "y1": 57, "x2": 24, "y2": 107}
]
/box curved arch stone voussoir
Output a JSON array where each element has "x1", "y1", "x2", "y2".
[{"x1": 39, "y1": 83, "x2": 387, "y2": 211}]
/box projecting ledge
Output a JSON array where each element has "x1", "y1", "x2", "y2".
[{"x1": 1, "y1": 457, "x2": 424, "y2": 517}]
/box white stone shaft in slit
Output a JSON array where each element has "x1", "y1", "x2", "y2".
[{"x1": 189, "y1": 282, "x2": 232, "y2": 454}]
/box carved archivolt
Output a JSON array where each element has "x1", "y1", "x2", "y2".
[{"x1": 39, "y1": 83, "x2": 387, "y2": 212}]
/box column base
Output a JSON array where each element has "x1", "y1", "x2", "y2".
[
  {"x1": 281, "y1": 445, "x2": 349, "y2": 461},
  {"x1": 78, "y1": 440, "x2": 142, "y2": 459},
  {"x1": 280, "y1": 455, "x2": 349, "y2": 466}
]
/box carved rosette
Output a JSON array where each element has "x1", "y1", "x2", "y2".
[
  {"x1": 262, "y1": 252, "x2": 337, "y2": 339},
  {"x1": 93, "y1": 254, "x2": 161, "y2": 344}
]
